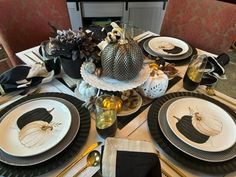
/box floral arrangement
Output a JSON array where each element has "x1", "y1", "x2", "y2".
[{"x1": 42, "y1": 28, "x2": 101, "y2": 63}]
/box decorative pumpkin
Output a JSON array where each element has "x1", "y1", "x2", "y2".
[
  {"x1": 191, "y1": 110, "x2": 223, "y2": 137},
  {"x1": 173, "y1": 114, "x2": 209, "y2": 144},
  {"x1": 78, "y1": 80, "x2": 98, "y2": 100},
  {"x1": 84, "y1": 62, "x2": 96, "y2": 74},
  {"x1": 138, "y1": 69, "x2": 168, "y2": 99},
  {"x1": 19, "y1": 120, "x2": 54, "y2": 148},
  {"x1": 102, "y1": 96, "x2": 123, "y2": 113},
  {"x1": 101, "y1": 29, "x2": 143, "y2": 81},
  {"x1": 17, "y1": 108, "x2": 54, "y2": 129}
]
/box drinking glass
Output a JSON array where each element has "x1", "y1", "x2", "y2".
[
  {"x1": 183, "y1": 54, "x2": 208, "y2": 91},
  {"x1": 95, "y1": 95, "x2": 117, "y2": 139}
]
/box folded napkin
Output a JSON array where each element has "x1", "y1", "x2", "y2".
[
  {"x1": 200, "y1": 53, "x2": 230, "y2": 87},
  {"x1": 102, "y1": 138, "x2": 161, "y2": 177},
  {"x1": 0, "y1": 62, "x2": 55, "y2": 95}
]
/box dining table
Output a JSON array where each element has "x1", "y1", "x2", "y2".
[{"x1": 1, "y1": 31, "x2": 236, "y2": 177}]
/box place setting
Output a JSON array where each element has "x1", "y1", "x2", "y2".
[
  {"x1": 139, "y1": 35, "x2": 197, "y2": 66},
  {"x1": 0, "y1": 92, "x2": 90, "y2": 176},
  {"x1": 147, "y1": 91, "x2": 236, "y2": 174}
]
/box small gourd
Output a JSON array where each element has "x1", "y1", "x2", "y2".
[
  {"x1": 138, "y1": 69, "x2": 168, "y2": 99},
  {"x1": 84, "y1": 62, "x2": 96, "y2": 74},
  {"x1": 19, "y1": 120, "x2": 54, "y2": 148},
  {"x1": 102, "y1": 96, "x2": 123, "y2": 113},
  {"x1": 78, "y1": 81, "x2": 98, "y2": 100}
]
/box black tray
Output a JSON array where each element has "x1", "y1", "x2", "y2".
[
  {"x1": 0, "y1": 93, "x2": 91, "y2": 177},
  {"x1": 147, "y1": 92, "x2": 236, "y2": 174}
]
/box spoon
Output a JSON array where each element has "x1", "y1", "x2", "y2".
[{"x1": 73, "y1": 150, "x2": 101, "y2": 177}]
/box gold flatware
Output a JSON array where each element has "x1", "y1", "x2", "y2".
[
  {"x1": 205, "y1": 87, "x2": 236, "y2": 107},
  {"x1": 57, "y1": 142, "x2": 102, "y2": 177},
  {"x1": 32, "y1": 51, "x2": 44, "y2": 61},
  {"x1": 161, "y1": 168, "x2": 172, "y2": 177},
  {"x1": 24, "y1": 53, "x2": 39, "y2": 63},
  {"x1": 157, "y1": 151, "x2": 186, "y2": 177},
  {"x1": 0, "y1": 88, "x2": 40, "y2": 106},
  {"x1": 136, "y1": 33, "x2": 150, "y2": 42},
  {"x1": 73, "y1": 150, "x2": 101, "y2": 177}
]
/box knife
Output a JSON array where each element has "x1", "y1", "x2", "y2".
[
  {"x1": 56, "y1": 142, "x2": 102, "y2": 177},
  {"x1": 0, "y1": 90, "x2": 27, "y2": 105}
]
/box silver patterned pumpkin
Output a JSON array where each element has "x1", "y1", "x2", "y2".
[{"x1": 101, "y1": 37, "x2": 144, "y2": 81}]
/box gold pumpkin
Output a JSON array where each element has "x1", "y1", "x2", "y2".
[{"x1": 102, "y1": 96, "x2": 123, "y2": 113}]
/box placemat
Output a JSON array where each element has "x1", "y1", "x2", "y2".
[
  {"x1": 147, "y1": 92, "x2": 236, "y2": 174},
  {"x1": 139, "y1": 36, "x2": 197, "y2": 66},
  {"x1": 0, "y1": 93, "x2": 90, "y2": 177},
  {"x1": 117, "y1": 76, "x2": 182, "y2": 129}
]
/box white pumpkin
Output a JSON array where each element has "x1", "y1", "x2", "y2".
[
  {"x1": 192, "y1": 111, "x2": 223, "y2": 137},
  {"x1": 19, "y1": 120, "x2": 53, "y2": 148},
  {"x1": 78, "y1": 80, "x2": 98, "y2": 100},
  {"x1": 138, "y1": 69, "x2": 168, "y2": 99}
]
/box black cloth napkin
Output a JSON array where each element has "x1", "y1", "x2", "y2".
[
  {"x1": 0, "y1": 62, "x2": 56, "y2": 95},
  {"x1": 102, "y1": 138, "x2": 161, "y2": 177},
  {"x1": 200, "y1": 53, "x2": 230, "y2": 87}
]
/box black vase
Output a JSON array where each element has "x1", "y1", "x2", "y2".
[{"x1": 60, "y1": 57, "x2": 83, "y2": 79}]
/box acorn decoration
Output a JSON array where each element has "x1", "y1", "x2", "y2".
[{"x1": 120, "y1": 90, "x2": 140, "y2": 110}]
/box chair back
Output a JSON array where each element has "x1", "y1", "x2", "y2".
[
  {"x1": 0, "y1": 0, "x2": 71, "y2": 66},
  {"x1": 160, "y1": 0, "x2": 236, "y2": 54}
]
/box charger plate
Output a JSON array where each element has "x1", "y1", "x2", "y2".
[
  {"x1": 81, "y1": 64, "x2": 150, "y2": 91},
  {"x1": 0, "y1": 99, "x2": 72, "y2": 157},
  {"x1": 159, "y1": 97, "x2": 236, "y2": 162},
  {"x1": 148, "y1": 92, "x2": 236, "y2": 174},
  {"x1": 0, "y1": 93, "x2": 90, "y2": 176}
]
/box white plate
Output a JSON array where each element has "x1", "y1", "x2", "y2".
[
  {"x1": 118, "y1": 91, "x2": 142, "y2": 117},
  {"x1": 148, "y1": 37, "x2": 189, "y2": 57},
  {"x1": 0, "y1": 99, "x2": 71, "y2": 157},
  {"x1": 81, "y1": 64, "x2": 150, "y2": 92},
  {"x1": 0, "y1": 97, "x2": 80, "y2": 166},
  {"x1": 159, "y1": 97, "x2": 236, "y2": 162},
  {"x1": 143, "y1": 38, "x2": 193, "y2": 61},
  {"x1": 166, "y1": 97, "x2": 236, "y2": 152}
]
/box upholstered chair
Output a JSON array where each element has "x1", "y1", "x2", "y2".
[
  {"x1": 160, "y1": 0, "x2": 236, "y2": 55},
  {"x1": 0, "y1": 0, "x2": 71, "y2": 66}
]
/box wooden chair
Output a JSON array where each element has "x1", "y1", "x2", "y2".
[
  {"x1": 160, "y1": 0, "x2": 236, "y2": 55},
  {"x1": 0, "y1": 0, "x2": 71, "y2": 66}
]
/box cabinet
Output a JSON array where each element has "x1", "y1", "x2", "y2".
[
  {"x1": 67, "y1": 2, "x2": 166, "y2": 33},
  {"x1": 67, "y1": 2, "x2": 83, "y2": 30},
  {"x1": 123, "y1": 2, "x2": 166, "y2": 34}
]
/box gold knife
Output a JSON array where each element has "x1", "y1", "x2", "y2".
[
  {"x1": 157, "y1": 151, "x2": 186, "y2": 177},
  {"x1": 56, "y1": 142, "x2": 102, "y2": 177}
]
